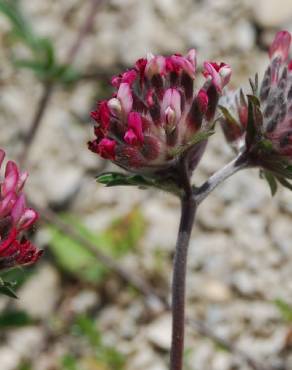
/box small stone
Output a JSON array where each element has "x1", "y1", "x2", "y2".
[
  {"x1": 233, "y1": 20, "x2": 255, "y2": 51},
  {"x1": 16, "y1": 264, "x2": 61, "y2": 319},
  {"x1": 252, "y1": 0, "x2": 292, "y2": 27},
  {"x1": 143, "y1": 199, "x2": 179, "y2": 251},
  {"x1": 0, "y1": 347, "x2": 21, "y2": 370},
  {"x1": 237, "y1": 328, "x2": 286, "y2": 356},
  {"x1": 42, "y1": 165, "x2": 82, "y2": 206},
  {"x1": 70, "y1": 290, "x2": 99, "y2": 314},
  {"x1": 201, "y1": 279, "x2": 232, "y2": 302},
  {"x1": 212, "y1": 352, "x2": 233, "y2": 370},
  {"x1": 8, "y1": 326, "x2": 45, "y2": 360},
  {"x1": 231, "y1": 270, "x2": 258, "y2": 297},
  {"x1": 146, "y1": 313, "x2": 171, "y2": 350},
  {"x1": 128, "y1": 343, "x2": 167, "y2": 370},
  {"x1": 270, "y1": 216, "x2": 292, "y2": 254}
]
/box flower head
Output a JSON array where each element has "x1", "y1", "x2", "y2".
[
  {"x1": 89, "y1": 50, "x2": 231, "y2": 178},
  {"x1": 0, "y1": 150, "x2": 42, "y2": 271},
  {"x1": 203, "y1": 62, "x2": 232, "y2": 92},
  {"x1": 219, "y1": 30, "x2": 292, "y2": 191},
  {"x1": 260, "y1": 31, "x2": 292, "y2": 157}
]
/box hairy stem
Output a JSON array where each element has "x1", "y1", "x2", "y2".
[
  {"x1": 170, "y1": 195, "x2": 196, "y2": 370},
  {"x1": 170, "y1": 152, "x2": 250, "y2": 370},
  {"x1": 194, "y1": 152, "x2": 250, "y2": 205}
]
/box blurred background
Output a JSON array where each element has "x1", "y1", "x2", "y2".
[{"x1": 1, "y1": 0, "x2": 292, "y2": 369}]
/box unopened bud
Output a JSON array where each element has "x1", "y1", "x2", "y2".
[
  {"x1": 108, "y1": 98, "x2": 122, "y2": 116},
  {"x1": 165, "y1": 106, "x2": 176, "y2": 127},
  {"x1": 269, "y1": 30, "x2": 291, "y2": 63},
  {"x1": 219, "y1": 65, "x2": 232, "y2": 88},
  {"x1": 197, "y1": 89, "x2": 209, "y2": 113},
  {"x1": 145, "y1": 55, "x2": 166, "y2": 78}
]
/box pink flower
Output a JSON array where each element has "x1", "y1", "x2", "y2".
[
  {"x1": 0, "y1": 150, "x2": 42, "y2": 271},
  {"x1": 269, "y1": 30, "x2": 291, "y2": 63},
  {"x1": 89, "y1": 50, "x2": 231, "y2": 173},
  {"x1": 203, "y1": 62, "x2": 232, "y2": 92},
  {"x1": 96, "y1": 138, "x2": 116, "y2": 160}
]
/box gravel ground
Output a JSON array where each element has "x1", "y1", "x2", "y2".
[{"x1": 1, "y1": 1, "x2": 292, "y2": 369}]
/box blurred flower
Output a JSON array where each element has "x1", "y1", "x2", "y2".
[
  {"x1": 89, "y1": 50, "x2": 231, "y2": 178},
  {"x1": 219, "y1": 30, "x2": 292, "y2": 190},
  {"x1": 0, "y1": 150, "x2": 42, "y2": 270}
]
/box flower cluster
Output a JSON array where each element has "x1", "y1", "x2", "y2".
[
  {"x1": 220, "y1": 31, "x2": 292, "y2": 174},
  {"x1": 89, "y1": 50, "x2": 231, "y2": 176},
  {"x1": 261, "y1": 31, "x2": 292, "y2": 157},
  {"x1": 0, "y1": 150, "x2": 42, "y2": 271}
]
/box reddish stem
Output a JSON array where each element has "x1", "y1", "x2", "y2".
[{"x1": 170, "y1": 195, "x2": 196, "y2": 370}]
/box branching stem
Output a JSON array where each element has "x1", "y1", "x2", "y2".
[
  {"x1": 194, "y1": 152, "x2": 250, "y2": 204},
  {"x1": 170, "y1": 151, "x2": 250, "y2": 370}
]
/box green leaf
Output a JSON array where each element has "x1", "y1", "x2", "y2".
[
  {"x1": 249, "y1": 74, "x2": 259, "y2": 96},
  {"x1": 0, "y1": 1, "x2": 82, "y2": 85},
  {"x1": 13, "y1": 59, "x2": 48, "y2": 75},
  {"x1": 219, "y1": 105, "x2": 238, "y2": 126},
  {"x1": 274, "y1": 299, "x2": 292, "y2": 322},
  {"x1": 72, "y1": 315, "x2": 101, "y2": 347},
  {"x1": 261, "y1": 170, "x2": 278, "y2": 196},
  {"x1": 18, "y1": 363, "x2": 32, "y2": 370},
  {"x1": 48, "y1": 223, "x2": 108, "y2": 283},
  {"x1": 96, "y1": 171, "x2": 182, "y2": 196},
  {"x1": 0, "y1": 310, "x2": 32, "y2": 327},
  {"x1": 275, "y1": 176, "x2": 292, "y2": 191},
  {"x1": 258, "y1": 139, "x2": 273, "y2": 152},
  {"x1": 70, "y1": 315, "x2": 125, "y2": 369},
  {"x1": 40, "y1": 38, "x2": 55, "y2": 68},
  {"x1": 246, "y1": 94, "x2": 261, "y2": 149},
  {"x1": 0, "y1": 278, "x2": 18, "y2": 298},
  {"x1": 105, "y1": 207, "x2": 145, "y2": 256},
  {"x1": 0, "y1": 0, "x2": 41, "y2": 51},
  {"x1": 169, "y1": 130, "x2": 214, "y2": 157},
  {"x1": 1, "y1": 266, "x2": 35, "y2": 290},
  {"x1": 56, "y1": 65, "x2": 81, "y2": 85},
  {"x1": 96, "y1": 172, "x2": 154, "y2": 188},
  {"x1": 48, "y1": 209, "x2": 145, "y2": 282},
  {"x1": 219, "y1": 105, "x2": 244, "y2": 143},
  {"x1": 61, "y1": 354, "x2": 80, "y2": 370}
]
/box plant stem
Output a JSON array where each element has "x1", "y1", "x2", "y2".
[
  {"x1": 169, "y1": 152, "x2": 250, "y2": 370},
  {"x1": 194, "y1": 152, "x2": 250, "y2": 205},
  {"x1": 170, "y1": 195, "x2": 196, "y2": 370}
]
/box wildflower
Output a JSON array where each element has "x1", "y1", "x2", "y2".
[
  {"x1": 219, "y1": 30, "x2": 292, "y2": 191},
  {"x1": 88, "y1": 50, "x2": 231, "y2": 183},
  {"x1": 0, "y1": 150, "x2": 42, "y2": 270}
]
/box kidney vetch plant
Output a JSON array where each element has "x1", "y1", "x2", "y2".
[{"x1": 88, "y1": 31, "x2": 292, "y2": 370}]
